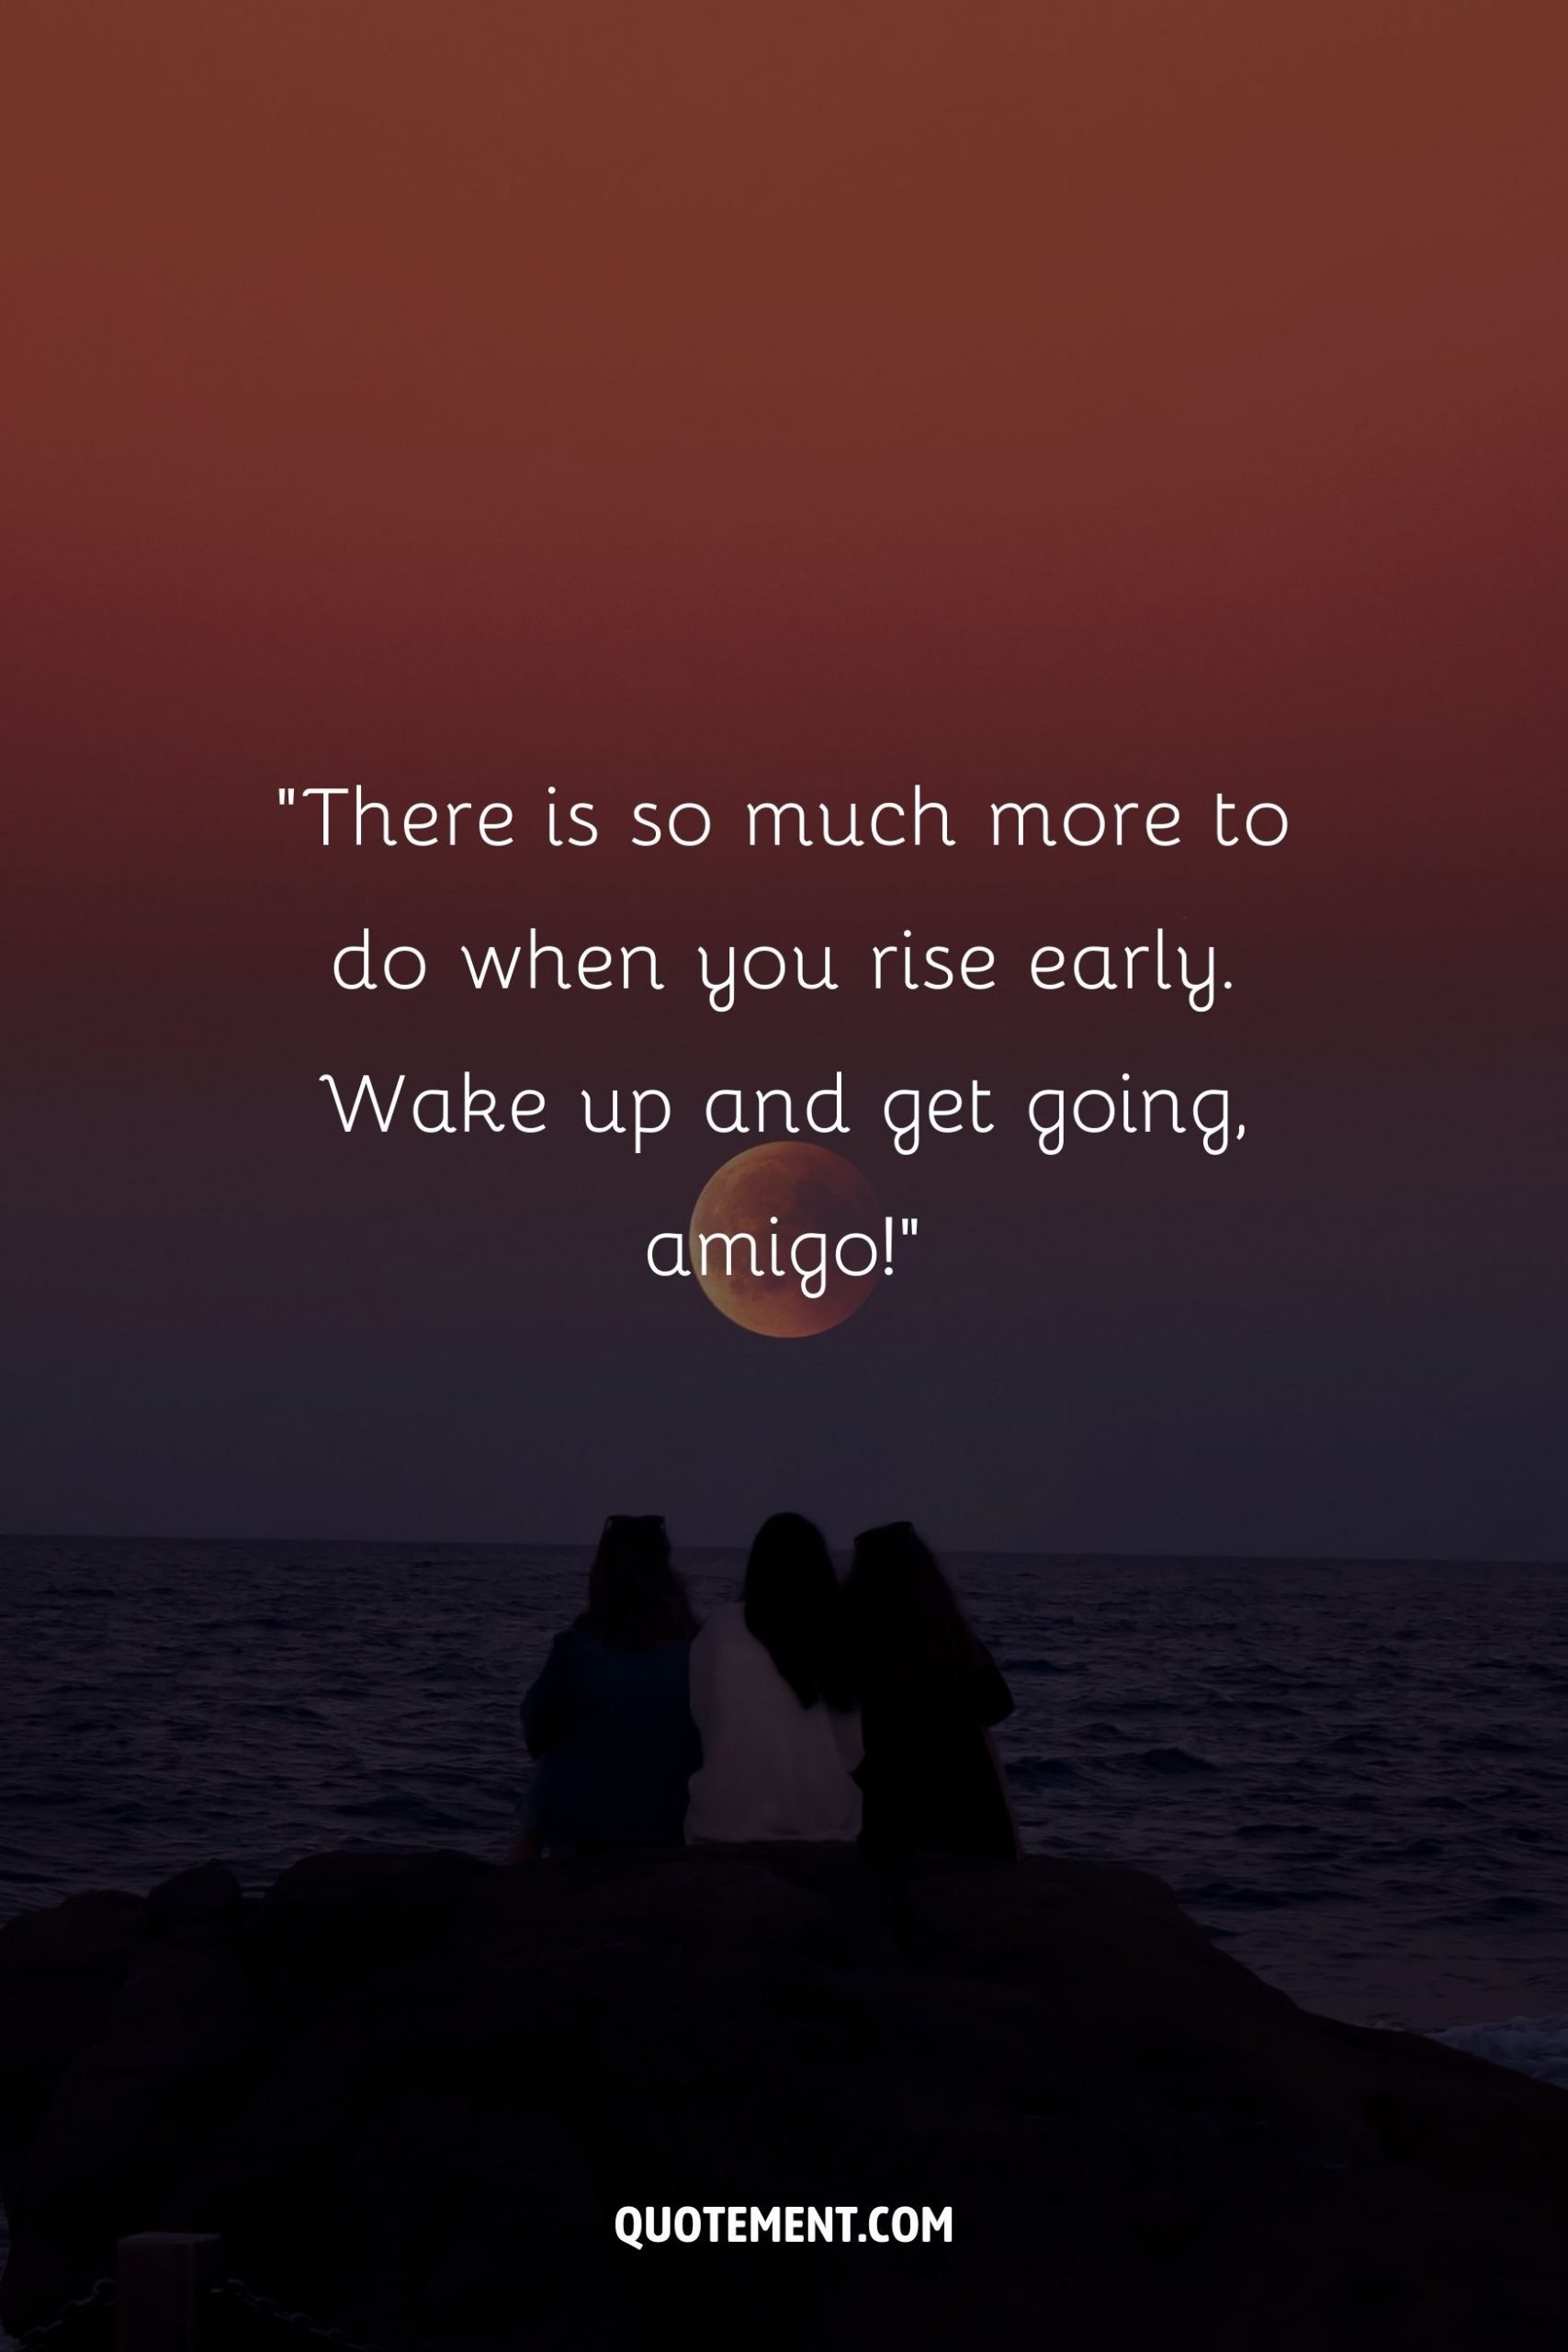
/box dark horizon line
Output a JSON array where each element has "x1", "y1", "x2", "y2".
[{"x1": 2, "y1": 1529, "x2": 1562, "y2": 1572}]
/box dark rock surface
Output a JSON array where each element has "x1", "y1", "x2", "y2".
[{"x1": 3, "y1": 1847, "x2": 1568, "y2": 2349}]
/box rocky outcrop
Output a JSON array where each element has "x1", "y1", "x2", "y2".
[{"x1": 3, "y1": 1846, "x2": 1568, "y2": 2349}]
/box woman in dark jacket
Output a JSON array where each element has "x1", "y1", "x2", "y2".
[
  {"x1": 844, "y1": 1521, "x2": 1018, "y2": 1860},
  {"x1": 520, "y1": 1515, "x2": 701, "y2": 1852}
]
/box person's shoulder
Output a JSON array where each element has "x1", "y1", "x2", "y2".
[
  {"x1": 547, "y1": 1621, "x2": 602, "y2": 1664},
  {"x1": 692, "y1": 1601, "x2": 753, "y2": 1666}
]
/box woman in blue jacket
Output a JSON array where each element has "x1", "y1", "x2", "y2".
[{"x1": 519, "y1": 1515, "x2": 701, "y2": 1853}]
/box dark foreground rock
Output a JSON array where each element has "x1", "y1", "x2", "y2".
[{"x1": 3, "y1": 1849, "x2": 1568, "y2": 2351}]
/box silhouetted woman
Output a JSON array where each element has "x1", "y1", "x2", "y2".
[
  {"x1": 520, "y1": 1515, "x2": 701, "y2": 1852},
  {"x1": 845, "y1": 1522, "x2": 1018, "y2": 1860},
  {"x1": 686, "y1": 1513, "x2": 862, "y2": 1842}
]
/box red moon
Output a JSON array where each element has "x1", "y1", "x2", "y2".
[{"x1": 690, "y1": 1143, "x2": 882, "y2": 1338}]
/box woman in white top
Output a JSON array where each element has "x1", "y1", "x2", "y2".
[{"x1": 686, "y1": 1513, "x2": 863, "y2": 1843}]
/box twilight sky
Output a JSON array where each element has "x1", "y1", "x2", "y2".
[{"x1": 2, "y1": 2, "x2": 1564, "y2": 1555}]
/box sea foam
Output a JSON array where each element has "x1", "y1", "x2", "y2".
[{"x1": 1428, "y1": 2015, "x2": 1568, "y2": 2090}]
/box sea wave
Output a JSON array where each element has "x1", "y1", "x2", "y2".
[
  {"x1": 1427, "y1": 2014, "x2": 1568, "y2": 2090},
  {"x1": 6, "y1": 1538, "x2": 1567, "y2": 2028}
]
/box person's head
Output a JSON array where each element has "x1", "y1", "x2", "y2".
[
  {"x1": 844, "y1": 1521, "x2": 976, "y2": 1700},
  {"x1": 742, "y1": 1512, "x2": 853, "y2": 1710},
  {"x1": 582, "y1": 1514, "x2": 697, "y2": 1650}
]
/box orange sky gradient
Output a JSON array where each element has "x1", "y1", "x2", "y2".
[{"x1": 2, "y1": 3, "x2": 1563, "y2": 1552}]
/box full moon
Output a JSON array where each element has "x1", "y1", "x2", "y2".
[{"x1": 690, "y1": 1143, "x2": 882, "y2": 1338}]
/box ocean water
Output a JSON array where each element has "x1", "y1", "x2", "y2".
[{"x1": 3, "y1": 1536, "x2": 1566, "y2": 2047}]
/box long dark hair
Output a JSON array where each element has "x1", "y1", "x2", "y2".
[
  {"x1": 580, "y1": 1515, "x2": 697, "y2": 1651},
  {"x1": 743, "y1": 1512, "x2": 854, "y2": 1711},
  {"x1": 844, "y1": 1521, "x2": 979, "y2": 1705}
]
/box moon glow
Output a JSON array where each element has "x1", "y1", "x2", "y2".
[{"x1": 690, "y1": 1143, "x2": 882, "y2": 1338}]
